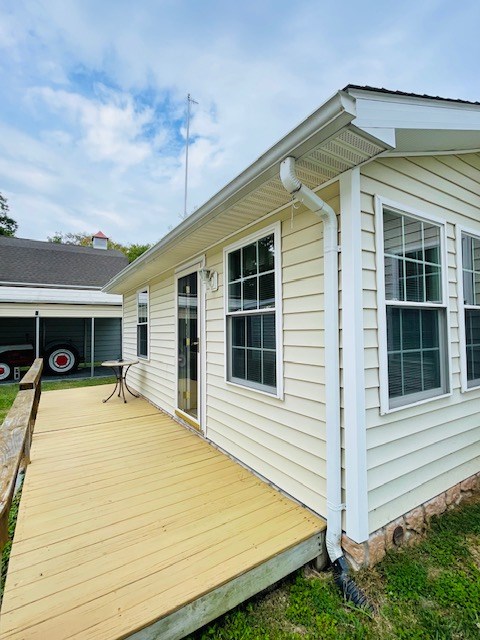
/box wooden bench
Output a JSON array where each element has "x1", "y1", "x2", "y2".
[{"x1": 0, "y1": 359, "x2": 43, "y2": 565}]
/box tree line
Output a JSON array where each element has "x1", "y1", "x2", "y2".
[{"x1": 0, "y1": 192, "x2": 151, "y2": 263}]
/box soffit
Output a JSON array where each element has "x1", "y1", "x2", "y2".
[{"x1": 394, "y1": 129, "x2": 480, "y2": 153}]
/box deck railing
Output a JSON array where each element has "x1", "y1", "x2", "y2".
[{"x1": 0, "y1": 358, "x2": 43, "y2": 565}]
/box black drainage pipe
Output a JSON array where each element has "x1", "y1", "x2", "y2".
[{"x1": 332, "y1": 556, "x2": 375, "y2": 613}]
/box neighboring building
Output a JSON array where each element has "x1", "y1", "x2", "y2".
[
  {"x1": 0, "y1": 233, "x2": 128, "y2": 379},
  {"x1": 104, "y1": 87, "x2": 480, "y2": 567}
]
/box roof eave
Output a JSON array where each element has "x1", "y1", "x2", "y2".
[{"x1": 104, "y1": 91, "x2": 356, "y2": 294}]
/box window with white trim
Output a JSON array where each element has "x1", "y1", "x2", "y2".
[
  {"x1": 137, "y1": 288, "x2": 148, "y2": 359},
  {"x1": 383, "y1": 208, "x2": 448, "y2": 408},
  {"x1": 461, "y1": 232, "x2": 480, "y2": 387},
  {"x1": 226, "y1": 229, "x2": 279, "y2": 393}
]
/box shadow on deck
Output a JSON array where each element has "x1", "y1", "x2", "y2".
[{"x1": 0, "y1": 386, "x2": 326, "y2": 640}]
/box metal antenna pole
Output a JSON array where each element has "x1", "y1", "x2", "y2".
[{"x1": 184, "y1": 93, "x2": 198, "y2": 217}]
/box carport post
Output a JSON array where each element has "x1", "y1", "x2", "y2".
[
  {"x1": 35, "y1": 314, "x2": 40, "y2": 358},
  {"x1": 90, "y1": 317, "x2": 95, "y2": 378}
]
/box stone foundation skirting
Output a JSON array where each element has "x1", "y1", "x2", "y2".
[{"x1": 341, "y1": 472, "x2": 480, "y2": 570}]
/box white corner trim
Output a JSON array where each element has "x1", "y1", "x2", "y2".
[
  {"x1": 374, "y1": 195, "x2": 452, "y2": 415},
  {"x1": 340, "y1": 168, "x2": 368, "y2": 543}
]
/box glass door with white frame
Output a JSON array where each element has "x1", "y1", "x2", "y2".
[{"x1": 177, "y1": 272, "x2": 199, "y2": 421}]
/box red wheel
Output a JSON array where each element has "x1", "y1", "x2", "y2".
[
  {"x1": 0, "y1": 362, "x2": 11, "y2": 381},
  {"x1": 44, "y1": 345, "x2": 79, "y2": 376}
]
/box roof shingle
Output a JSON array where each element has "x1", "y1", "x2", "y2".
[{"x1": 0, "y1": 236, "x2": 129, "y2": 288}]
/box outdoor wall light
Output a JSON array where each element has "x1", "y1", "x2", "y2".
[{"x1": 199, "y1": 268, "x2": 218, "y2": 291}]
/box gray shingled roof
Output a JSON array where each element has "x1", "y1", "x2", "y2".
[{"x1": 0, "y1": 236, "x2": 129, "y2": 288}]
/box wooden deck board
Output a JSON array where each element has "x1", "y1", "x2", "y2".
[{"x1": 1, "y1": 385, "x2": 326, "y2": 640}]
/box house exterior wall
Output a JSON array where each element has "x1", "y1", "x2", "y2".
[
  {"x1": 123, "y1": 274, "x2": 177, "y2": 416},
  {"x1": 361, "y1": 153, "x2": 480, "y2": 534},
  {"x1": 121, "y1": 183, "x2": 339, "y2": 518},
  {"x1": 204, "y1": 207, "x2": 331, "y2": 516}
]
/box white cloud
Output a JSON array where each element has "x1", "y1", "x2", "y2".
[
  {"x1": 32, "y1": 86, "x2": 154, "y2": 168},
  {"x1": 0, "y1": 0, "x2": 478, "y2": 245}
]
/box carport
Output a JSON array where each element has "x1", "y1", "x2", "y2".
[
  {"x1": 0, "y1": 286, "x2": 124, "y2": 382},
  {"x1": 0, "y1": 314, "x2": 122, "y2": 381}
]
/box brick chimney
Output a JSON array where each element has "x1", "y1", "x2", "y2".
[{"x1": 92, "y1": 231, "x2": 108, "y2": 250}]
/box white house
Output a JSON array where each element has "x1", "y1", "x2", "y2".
[{"x1": 104, "y1": 86, "x2": 480, "y2": 569}]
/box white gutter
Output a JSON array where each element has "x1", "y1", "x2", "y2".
[{"x1": 280, "y1": 156, "x2": 343, "y2": 563}]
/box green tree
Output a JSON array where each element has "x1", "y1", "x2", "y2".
[
  {"x1": 47, "y1": 231, "x2": 151, "y2": 263},
  {"x1": 106, "y1": 238, "x2": 152, "y2": 262},
  {"x1": 47, "y1": 231, "x2": 92, "y2": 246},
  {"x1": 0, "y1": 192, "x2": 18, "y2": 237}
]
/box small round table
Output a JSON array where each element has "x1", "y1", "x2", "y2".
[{"x1": 101, "y1": 360, "x2": 139, "y2": 403}]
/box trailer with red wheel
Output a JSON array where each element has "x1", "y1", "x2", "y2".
[{"x1": 0, "y1": 341, "x2": 80, "y2": 381}]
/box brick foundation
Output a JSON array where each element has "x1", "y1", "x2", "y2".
[{"x1": 341, "y1": 471, "x2": 480, "y2": 570}]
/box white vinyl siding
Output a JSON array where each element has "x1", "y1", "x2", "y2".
[
  {"x1": 362, "y1": 153, "x2": 480, "y2": 533},
  {"x1": 204, "y1": 190, "x2": 338, "y2": 517},
  {"x1": 123, "y1": 276, "x2": 176, "y2": 416}
]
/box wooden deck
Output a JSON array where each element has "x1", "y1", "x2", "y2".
[{"x1": 0, "y1": 386, "x2": 326, "y2": 640}]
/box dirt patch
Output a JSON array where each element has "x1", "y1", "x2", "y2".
[{"x1": 466, "y1": 534, "x2": 480, "y2": 569}]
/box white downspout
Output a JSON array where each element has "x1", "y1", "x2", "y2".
[{"x1": 280, "y1": 156, "x2": 343, "y2": 563}]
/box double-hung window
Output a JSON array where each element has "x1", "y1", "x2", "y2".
[
  {"x1": 461, "y1": 232, "x2": 480, "y2": 388},
  {"x1": 137, "y1": 288, "x2": 149, "y2": 359},
  {"x1": 382, "y1": 208, "x2": 448, "y2": 409},
  {"x1": 225, "y1": 226, "x2": 281, "y2": 395}
]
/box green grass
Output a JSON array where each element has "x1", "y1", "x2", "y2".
[
  {"x1": 187, "y1": 496, "x2": 480, "y2": 640},
  {"x1": 1, "y1": 487, "x2": 22, "y2": 600}
]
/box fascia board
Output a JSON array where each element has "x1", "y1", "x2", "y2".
[
  {"x1": 0, "y1": 286, "x2": 122, "y2": 305},
  {"x1": 351, "y1": 93, "x2": 480, "y2": 131}
]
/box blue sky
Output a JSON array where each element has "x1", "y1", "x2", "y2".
[{"x1": 0, "y1": 0, "x2": 479, "y2": 244}]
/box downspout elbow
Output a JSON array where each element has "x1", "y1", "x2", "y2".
[
  {"x1": 280, "y1": 157, "x2": 336, "y2": 223},
  {"x1": 279, "y1": 156, "x2": 303, "y2": 195}
]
